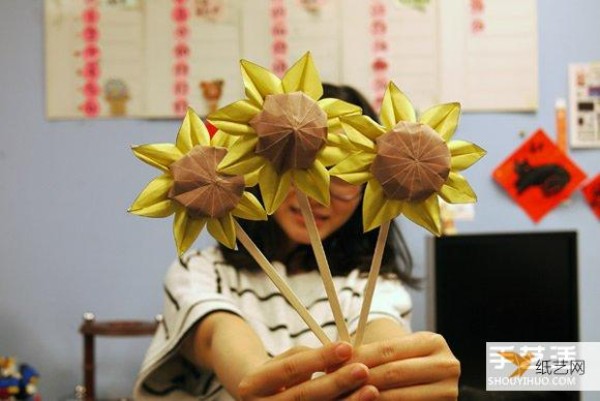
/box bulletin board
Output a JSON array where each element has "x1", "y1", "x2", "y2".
[{"x1": 45, "y1": 0, "x2": 538, "y2": 120}]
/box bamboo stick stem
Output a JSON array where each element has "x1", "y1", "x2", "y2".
[
  {"x1": 353, "y1": 220, "x2": 390, "y2": 347},
  {"x1": 295, "y1": 191, "x2": 350, "y2": 342}
]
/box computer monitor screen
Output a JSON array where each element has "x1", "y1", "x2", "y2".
[{"x1": 430, "y1": 231, "x2": 578, "y2": 398}]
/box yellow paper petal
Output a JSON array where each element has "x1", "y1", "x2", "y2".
[
  {"x1": 319, "y1": 133, "x2": 357, "y2": 166},
  {"x1": 207, "y1": 214, "x2": 237, "y2": 249},
  {"x1": 132, "y1": 144, "x2": 184, "y2": 172},
  {"x1": 318, "y1": 144, "x2": 352, "y2": 167},
  {"x1": 340, "y1": 116, "x2": 382, "y2": 151},
  {"x1": 318, "y1": 98, "x2": 362, "y2": 133},
  {"x1": 439, "y1": 171, "x2": 477, "y2": 204},
  {"x1": 362, "y1": 179, "x2": 404, "y2": 232},
  {"x1": 240, "y1": 59, "x2": 283, "y2": 106},
  {"x1": 217, "y1": 136, "x2": 262, "y2": 176},
  {"x1": 281, "y1": 52, "x2": 323, "y2": 101},
  {"x1": 207, "y1": 100, "x2": 260, "y2": 136},
  {"x1": 173, "y1": 209, "x2": 206, "y2": 255},
  {"x1": 342, "y1": 115, "x2": 386, "y2": 140},
  {"x1": 380, "y1": 82, "x2": 416, "y2": 130},
  {"x1": 176, "y1": 108, "x2": 209, "y2": 153},
  {"x1": 329, "y1": 152, "x2": 375, "y2": 186},
  {"x1": 318, "y1": 98, "x2": 362, "y2": 119},
  {"x1": 402, "y1": 196, "x2": 442, "y2": 236},
  {"x1": 293, "y1": 162, "x2": 330, "y2": 206},
  {"x1": 210, "y1": 129, "x2": 237, "y2": 148},
  {"x1": 419, "y1": 102, "x2": 461, "y2": 142},
  {"x1": 220, "y1": 153, "x2": 264, "y2": 178},
  {"x1": 232, "y1": 192, "x2": 268, "y2": 221},
  {"x1": 327, "y1": 132, "x2": 356, "y2": 151},
  {"x1": 129, "y1": 174, "x2": 177, "y2": 217},
  {"x1": 244, "y1": 168, "x2": 261, "y2": 187},
  {"x1": 449, "y1": 140, "x2": 487, "y2": 171},
  {"x1": 259, "y1": 164, "x2": 292, "y2": 214}
]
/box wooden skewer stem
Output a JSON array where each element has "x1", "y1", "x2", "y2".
[
  {"x1": 353, "y1": 220, "x2": 390, "y2": 347},
  {"x1": 234, "y1": 220, "x2": 331, "y2": 345},
  {"x1": 295, "y1": 191, "x2": 351, "y2": 342}
]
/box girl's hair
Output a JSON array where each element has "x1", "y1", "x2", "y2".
[
  {"x1": 322, "y1": 83, "x2": 379, "y2": 120},
  {"x1": 219, "y1": 83, "x2": 418, "y2": 288}
]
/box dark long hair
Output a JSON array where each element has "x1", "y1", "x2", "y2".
[{"x1": 219, "y1": 83, "x2": 418, "y2": 288}]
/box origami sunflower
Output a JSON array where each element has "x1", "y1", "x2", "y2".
[
  {"x1": 207, "y1": 52, "x2": 361, "y2": 214},
  {"x1": 330, "y1": 82, "x2": 486, "y2": 235},
  {"x1": 129, "y1": 108, "x2": 267, "y2": 253}
]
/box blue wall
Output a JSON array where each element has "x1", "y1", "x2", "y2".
[{"x1": 0, "y1": 1, "x2": 599, "y2": 399}]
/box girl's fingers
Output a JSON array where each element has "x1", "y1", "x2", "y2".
[
  {"x1": 349, "y1": 332, "x2": 459, "y2": 395},
  {"x1": 368, "y1": 356, "x2": 459, "y2": 390},
  {"x1": 344, "y1": 384, "x2": 379, "y2": 401},
  {"x1": 276, "y1": 363, "x2": 371, "y2": 401},
  {"x1": 239, "y1": 341, "x2": 354, "y2": 396},
  {"x1": 351, "y1": 332, "x2": 446, "y2": 368}
]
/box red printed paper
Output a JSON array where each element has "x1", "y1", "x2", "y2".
[
  {"x1": 78, "y1": 1, "x2": 101, "y2": 117},
  {"x1": 469, "y1": 0, "x2": 486, "y2": 35},
  {"x1": 493, "y1": 129, "x2": 587, "y2": 222},
  {"x1": 172, "y1": 0, "x2": 190, "y2": 117},
  {"x1": 270, "y1": 0, "x2": 288, "y2": 77},
  {"x1": 369, "y1": 0, "x2": 389, "y2": 110},
  {"x1": 582, "y1": 174, "x2": 600, "y2": 219}
]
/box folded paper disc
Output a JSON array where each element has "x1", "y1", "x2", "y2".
[
  {"x1": 168, "y1": 146, "x2": 245, "y2": 219},
  {"x1": 371, "y1": 122, "x2": 451, "y2": 202},
  {"x1": 250, "y1": 92, "x2": 327, "y2": 173}
]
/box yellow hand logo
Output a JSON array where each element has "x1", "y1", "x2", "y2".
[{"x1": 498, "y1": 351, "x2": 535, "y2": 378}]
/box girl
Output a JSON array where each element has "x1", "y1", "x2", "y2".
[{"x1": 134, "y1": 85, "x2": 460, "y2": 401}]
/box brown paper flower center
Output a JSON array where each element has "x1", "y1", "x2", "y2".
[
  {"x1": 249, "y1": 92, "x2": 327, "y2": 173},
  {"x1": 371, "y1": 121, "x2": 451, "y2": 202},
  {"x1": 168, "y1": 146, "x2": 245, "y2": 219}
]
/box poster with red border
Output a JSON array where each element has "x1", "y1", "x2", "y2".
[{"x1": 493, "y1": 129, "x2": 587, "y2": 222}]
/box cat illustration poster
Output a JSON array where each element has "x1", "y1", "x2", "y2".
[{"x1": 493, "y1": 129, "x2": 586, "y2": 222}]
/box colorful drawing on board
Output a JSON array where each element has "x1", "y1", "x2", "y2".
[
  {"x1": 296, "y1": 0, "x2": 326, "y2": 12},
  {"x1": 199, "y1": 79, "x2": 224, "y2": 114},
  {"x1": 104, "y1": 79, "x2": 130, "y2": 116},
  {"x1": 395, "y1": 0, "x2": 431, "y2": 12},
  {"x1": 195, "y1": 0, "x2": 225, "y2": 21},
  {"x1": 581, "y1": 174, "x2": 600, "y2": 219},
  {"x1": 493, "y1": 129, "x2": 587, "y2": 222}
]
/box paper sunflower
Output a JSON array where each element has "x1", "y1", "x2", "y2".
[
  {"x1": 330, "y1": 82, "x2": 486, "y2": 235},
  {"x1": 207, "y1": 52, "x2": 362, "y2": 214},
  {"x1": 129, "y1": 108, "x2": 267, "y2": 254}
]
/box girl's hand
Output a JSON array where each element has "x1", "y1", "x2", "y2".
[
  {"x1": 351, "y1": 331, "x2": 460, "y2": 401},
  {"x1": 238, "y1": 341, "x2": 379, "y2": 401}
]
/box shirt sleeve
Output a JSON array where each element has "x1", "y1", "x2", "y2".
[
  {"x1": 345, "y1": 272, "x2": 413, "y2": 335},
  {"x1": 133, "y1": 248, "x2": 241, "y2": 400}
]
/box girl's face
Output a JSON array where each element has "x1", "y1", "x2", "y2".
[{"x1": 273, "y1": 177, "x2": 362, "y2": 246}]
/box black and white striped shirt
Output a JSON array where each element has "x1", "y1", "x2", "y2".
[{"x1": 134, "y1": 247, "x2": 412, "y2": 401}]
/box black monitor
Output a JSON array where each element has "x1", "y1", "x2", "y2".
[{"x1": 428, "y1": 231, "x2": 579, "y2": 401}]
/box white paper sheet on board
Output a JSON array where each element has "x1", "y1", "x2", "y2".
[
  {"x1": 45, "y1": 0, "x2": 539, "y2": 119},
  {"x1": 568, "y1": 62, "x2": 600, "y2": 148},
  {"x1": 45, "y1": 0, "x2": 145, "y2": 119},
  {"x1": 438, "y1": 0, "x2": 538, "y2": 112}
]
